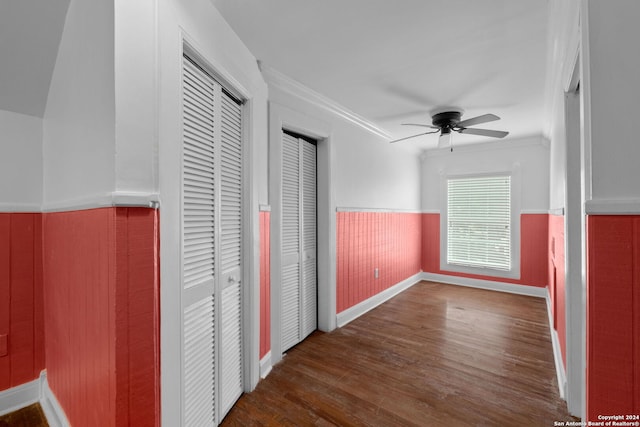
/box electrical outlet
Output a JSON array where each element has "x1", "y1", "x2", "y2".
[
  {"x1": 374, "y1": 268, "x2": 379, "y2": 279},
  {"x1": 0, "y1": 334, "x2": 7, "y2": 357}
]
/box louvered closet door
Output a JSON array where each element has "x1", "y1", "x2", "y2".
[
  {"x1": 181, "y1": 54, "x2": 244, "y2": 426},
  {"x1": 300, "y1": 140, "x2": 317, "y2": 338},
  {"x1": 182, "y1": 56, "x2": 217, "y2": 427},
  {"x1": 281, "y1": 132, "x2": 317, "y2": 352},
  {"x1": 218, "y1": 89, "x2": 243, "y2": 418}
]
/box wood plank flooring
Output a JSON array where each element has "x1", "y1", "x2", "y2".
[
  {"x1": 223, "y1": 281, "x2": 575, "y2": 426},
  {"x1": 0, "y1": 403, "x2": 48, "y2": 427}
]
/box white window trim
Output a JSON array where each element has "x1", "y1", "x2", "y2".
[{"x1": 439, "y1": 167, "x2": 521, "y2": 280}]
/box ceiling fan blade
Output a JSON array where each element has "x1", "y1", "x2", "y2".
[
  {"x1": 457, "y1": 113, "x2": 500, "y2": 128},
  {"x1": 401, "y1": 123, "x2": 439, "y2": 129},
  {"x1": 458, "y1": 127, "x2": 509, "y2": 138},
  {"x1": 390, "y1": 130, "x2": 439, "y2": 143}
]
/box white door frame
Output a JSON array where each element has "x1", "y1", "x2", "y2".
[
  {"x1": 563, "y1": 22, "x2": 588, "y2": 418},
  {"x1": 160, "y1": 38, "x2": 260, "y2": 425},
  {"x1": 268, "y1": 102, "x2": 336, "y2": 366}
]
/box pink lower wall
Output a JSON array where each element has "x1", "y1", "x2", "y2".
[
  {"x1": 421, "y1": 213, "x2": 549, "y2": 287},
  {"x1": 43, "y1": 207, "x2": 160, "y2": 427},
  {"x1": 0, "y1": 213, "x2": 45, "y2": 392},
  {"x1": 548, "y1": 214, "x2": 566, "y2": 368},
  {"x1": 259, "y1": 211, "x2": 270, "y2": 359},
  {"x1": 336, "y1": 212, "x2": 422, "y2": 313},
  {"x1": 586, "y1": 215, "x2": 640, "y2": 420}
]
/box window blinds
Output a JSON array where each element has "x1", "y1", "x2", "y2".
[{"x1": 447, "y1": 175, "x2": 511, "y2": 271}]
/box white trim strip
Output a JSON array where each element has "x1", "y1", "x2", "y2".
[
  {"x1": 420, "y1": 272, "x2": 547, "y2": 298},
  {"x1": 585, "y1": 199, "x2": 640, "y2": 215},
  {"x1": 259, "y1": 63, "x2": 392, "y2": 141},
  {"x1": 336, "y1": 207, "x2": 422, "y2": 213},
  {"x1": 521, "y1": 209, "x2": 552, "y2": 215},
  {"x1": 0, "y1": 378, "x2": 39, "y2": 416},
  {"x1": 545, "y1": 289, "x2": 568, "y2": 400},
  {"x1": 39, "y1": 371, "x2": 70, "y2": 427},
  {"x1": 0, "y1": 371, "x2": 70, "y2": 427},
  {"x1": 549, "y1": 208, "x2": 565, "y2": 216},
  {"x1": 259, "y1": 351, "x2": 272, "y2": 379},
  {"x1": 336, "y1": 273, "x2": 422, "y2": 328},
  {"x1": 259, "y1": 204, "x2": 271, "y2": 212},
  {"x1": 0, "y1": 203, "x2": 42, "y2": 213},
  {"x1": 42, "y1": 191, "x2": 160, "y2": 212}
]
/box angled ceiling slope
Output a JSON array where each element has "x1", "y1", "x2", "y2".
[
  {"x1": 211, "y1": 0, "x2": 549, "y2": 150},
  {"x1": 0, "y1": 0, "x2": 70, "y2": 118}
]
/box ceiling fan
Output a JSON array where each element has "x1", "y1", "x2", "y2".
[{"x1": 390, "y1": 109, "x2": 509, "y2": 150}]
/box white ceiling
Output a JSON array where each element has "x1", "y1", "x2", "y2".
[
  {"x1": 211, "y1": 0, "x2": 550, "y2": 151},
  {"x1": 0, "y1": 0, "x2": 70, "y2": 118},
  {"x1": 0, "y1": 0, "x2": 549, "y2": 147}
]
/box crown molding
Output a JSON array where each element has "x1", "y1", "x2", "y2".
[{"x1": 258, "y1": 62, "x2": 391, "y2": 140}]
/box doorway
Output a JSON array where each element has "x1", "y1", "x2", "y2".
[
  {"x1": 180, "y1": 52, "x2": 245, "y2": 424},
  {"x1": 280, "y1": 130, "x2": 318, "y2": 351}
]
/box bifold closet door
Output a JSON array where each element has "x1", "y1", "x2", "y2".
[
  {"x1": 281, "y1": 132, "x2": 317, "y2": 352},
  {"x1": 218, "y1": 88, "x2": 244, "y2": 418},
  {"x1": 181, "y1": 54, "x2": 244, "y2": 426}
]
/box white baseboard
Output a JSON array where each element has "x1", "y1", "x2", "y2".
[
  {"x1": 420, "y1": 272, "x2": 547, "y2": 298},
  {"x1": 0, "y1": 370, "x2": 69, "y2": 426},
  {"x1": 0, "y1": 377, "x2": 40, "y2": 416},
  {"x1": 545, "y1": 289, "x2": 568, "y2": 400},
  {"x1": 336, "y1": 272, "x2": 422, "y2": 328},
  {"x1": 259, "y1": 351, "x2": 272, "y2": 379},
  {"x1": 39, "y1": 371, "x2": 70, "y2": 427}
]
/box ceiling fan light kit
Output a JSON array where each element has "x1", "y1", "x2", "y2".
[{"x1": 391, "y1": 108, "x2": 509, "y2": 149}]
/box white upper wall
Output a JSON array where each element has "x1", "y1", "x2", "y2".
[
  {"x1": 114, "y1": 0, "x2": 158, "y2": 197},
  {"x1": 43, "y1": 0, "x2": 116, "y2": 208},
  {"x1": 266, "y1": 80, "x2": 421, "y2": 212},
  {"x1": 421, "y1": 136, "x2": 550, "y2": 213},
  {"x1": 586, "y1": 0, "x2": 640, "y2": 202},
  {"x1": 545, "y1": 0, "x2": 580, "y2": 211},
  {"x1": 0, "y1": 110, "x2": 42, "y2": 210}
]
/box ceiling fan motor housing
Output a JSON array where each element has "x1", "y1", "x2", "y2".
[{"x1": 432, "y1": 111, "x2": 462, "y2": 133}]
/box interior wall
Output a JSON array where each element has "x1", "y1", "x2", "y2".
[
  {"x1": 42, "y1": 0, "x2": 116, "y2": 207},
  {"x1": 114, "y1": 0, "x2": 158, "y2": 196},
  {"x1": 336, "y1": 212, "x2": 421, "y2": 313},
  {"x1": 421, "y1": 136, "x2": 550, "y2": 212},
  {"x1": 584, "y1": 0, "x2": 640, "y2": 419},
  {"x1": 0, "y1": 213, "x2": 44, "y2": 393},
  {"x1": 157, "y1": 0, "x2": 268, "y2": 424},
  {"x1": 420, "y1": 137, "x2": 550, "y2": 287},
  {"x1": 587, "y1": 2, "x2": 640, "y2": 202},
  {"x1": 422, "y1": 213, "x2": 549, "y2": 288},
  {"x1": 0, "y1": 111, "x2": 42, "y2": 211},
  {"x1": 43, "y1": 207, "x2": 160, "y2": 427},
  {"x1": 544, "y1": 0, "x2": 581, "y2": 415}
]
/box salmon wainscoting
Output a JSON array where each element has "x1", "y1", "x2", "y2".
[
  {"x1": 43, "y1": 207, "x2": 160, "y2": 427},
  {"x1": 0, "y1": 213, "x2": 45, "y2": 392},
  {"x1": 586, "y1": 215, "x2": 640, "y2": 420},
  {"x1": 336, "y1": 212, "x2": 422, "y2": 314}
]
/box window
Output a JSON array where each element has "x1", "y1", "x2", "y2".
[{"x1": 447, "y1": 175, "x2": 511, "y2": 271}]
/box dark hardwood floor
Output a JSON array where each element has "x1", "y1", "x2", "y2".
[
  {"x1": 223, "y1": 281, "x2": 575, "y2": 426},
  {"x1": 0, "y1": 403, "x2": 48, "y2": 427}
]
